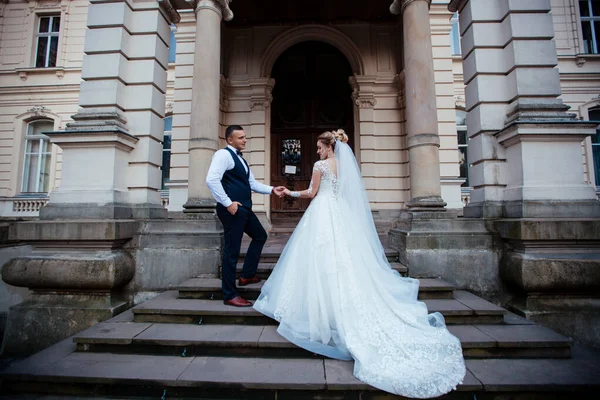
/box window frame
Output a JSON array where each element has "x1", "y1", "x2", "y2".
[
  {"x1": 456, "y1": 110, "x2": 469, "y2": 187},
  {"x1": 21, "y1": 120, "x2": 54, "y2": 193},
  {"x1": 161, "y1": 115, "x2": 173, "y2": 190},
  {"x1": 34, "y1": 14, "x2": 61, "y2": 68},
  {"x1": 450, "y1": 12, "x2": 461, "y2": 56},
  {"x1": 588, "y1": 107, "x2": 600, "y2": 187},
  {"x1": 579, "y1": 0, "x2": 600, "y2": 54}
]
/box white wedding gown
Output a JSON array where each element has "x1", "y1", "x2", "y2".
[{"x1": 254, "y1": 144, "x2": 466, "y2": 399}]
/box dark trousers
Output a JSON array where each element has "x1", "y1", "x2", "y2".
[{"x1": 216, "y1": 205, "x2": 267, "y2": 301}]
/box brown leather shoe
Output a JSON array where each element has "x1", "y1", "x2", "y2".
[
  {"x1": 238, "y1": 276, "x2": 262, "y2": 287},
  {"x1": 223, "y1": 295, "x2": 252, "y2": 307}
]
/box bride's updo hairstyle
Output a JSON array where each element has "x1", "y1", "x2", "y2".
[{"x1": 317, "y1": 129, "x2": 349, "y2": 151}]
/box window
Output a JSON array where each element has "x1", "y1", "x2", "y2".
[
  {"x1": 22, "y1": 120, "x2": 53, "y2": 193},
  {"x1": 590, "y1": 108, "x2": 600, "y2": 186},
  {"x1": 162, "y1": 116, "x2": 172, "y2": 189},
  {"x1": 450, "y1": 12, "x2": 461, "y2": 56},
  {"x1": 35, "y1": 15, "x2": 60, "y2": 68},
  {"x1": 168, "y1": 25, "x2": 177, "y2": 63},
  {"x1": 456, "y1": 111, "x2": 469, "y2": 187},
  {"x1": 580, "y1": 0, "x2": 600, "y2": 54}
]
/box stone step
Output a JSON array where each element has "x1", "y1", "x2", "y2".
[
  {"x1": 73, "y1": 321, "x2": 572, "y2": 359},
  {"x1": 2, "y1": 342, "x2": 598, "y2": 399},
  {"x1": 177, "y1": 277, "x2": 453, "y2": 300},
  {"x1": 224, "y1": 262, "x2": 408, "y2": 279},
  {"x1": 132, "y1": 290, "x2": 505, "y2": 325},
  {"x1": 239, "y1": 250, "x2": 400, "y2": 264}
]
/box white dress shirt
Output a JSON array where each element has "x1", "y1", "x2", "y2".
[{"x1": 206, "y1": 145, "x2": 273, "y2": 207}]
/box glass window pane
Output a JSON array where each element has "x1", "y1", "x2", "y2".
[
  {"x1": 40, "y1": 151, "x2": 51, "y2": 192},
  {"x1": 161, "y1": 151, "x2": 171, "y2": 189},
  {"x1": 592, "y1": 0, "x2": 600, "y2": 16},
  {"x1": 39, "y1": 17, "x2": 50, "y2": 33},
  {"x1": 26, "y1": 138, "x2": 40, "y2": 154},
  {"x1": 457, "y1": 129, "x2": 467, "y2": 145},
  {"x1": 36, "y1": 37, "x2": 48, "y2": 67},
  {"x1": 164, "y1": 116, "x2": 173, "y2": 131},
  {"x1": 593, "y1": 144, "x2": 600, "y2": 186},
  {"x1": 168, "y1": 29, "x2": 177, "y2": 63},
  {"x1": 163, "y1": 133, "x2": 172, "y2": 150},
  {"x1": 582, "y1": 21, "x2": 594, "y2": 53},
  {"x1": 581, "y1": 1, "x2": 591, "y2": 17},
  {"x1": 594, "y1": 21, "x2": 600, "y2": 53},
  {"x1": 23, "y1": 154, "x2": 40, "y2": 192},
  {"x1": 28, "y1": 121, "x2": 53, "y2": 136},
  {"x1": 51, "y1": 16, "x2": 60, "y2": 32},
  {"x1": 458, "y1": 147, "x2": 469, "y2": 187},
  {"x1": 49, "y1": 36, "x2": 59, "y2": 67}
]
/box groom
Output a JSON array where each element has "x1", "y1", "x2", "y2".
[{"x1": 206, "y1": 125, "x2": 285, "y2": 307}]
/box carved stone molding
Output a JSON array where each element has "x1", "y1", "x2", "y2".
[
  {"x1": 220, "y1": 75, "x2": 230, "y2": 110},
  {"x1": 187, "y1": 0, "x2": 233, "y2": 21},
  {"x1": 248, "y1": 78, "x2": 275, "y2": 111},
  {"x1": 576, "y1": 56, "x2": 586, "y2": 68},
  {"x1": 349, "y1": 75, "x2": 379, "y2": 109},
  {"x1": 389, "y1": 0, "x2": 432, "y2": 15},
  {"x1": 27, "y1": 106, "x2": 52, "y2": 117}
]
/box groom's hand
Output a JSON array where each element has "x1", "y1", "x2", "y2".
[
  {"x1": 272, "y1": 186, "x2": 286, "y2": 198},
  {"x1": 227, "y1": 201, "x2": 243, "y2": 215}
]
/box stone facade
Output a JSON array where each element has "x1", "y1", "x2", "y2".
[{"x1": 0, "y1": 0, "x2": 599, "y2": 354}]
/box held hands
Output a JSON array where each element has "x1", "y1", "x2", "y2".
[
  {"x1": 272, "y1": 186, "x2": 286, "y2": 198},
  {"x1": 226, "y1": 201, "x2": 243, "y2": 215}
]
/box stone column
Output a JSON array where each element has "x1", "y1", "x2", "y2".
[
  {"x1": 448, "y1": 0, "x2": 600, "y2": 348},
  {"x1": 183, "y1": 0, "x2": 233, "y2": 214},
  {"x1": 0, "y1": 0, "x2": 180, "y2": 357},
  {"x1": 391, "y1": 0, "x2": 446, "y2": 211}
]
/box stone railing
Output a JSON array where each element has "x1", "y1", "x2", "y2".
[
  {"x1": 0, "y1": 195, "x2": 49, "y2": 217},
  {"x1": 13, "y1": 197, "x2": 48, "y2": 213}
]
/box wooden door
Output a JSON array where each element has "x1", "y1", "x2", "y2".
[{"x1": 270, "y1": 41, "x2": 354, "y2": 215}]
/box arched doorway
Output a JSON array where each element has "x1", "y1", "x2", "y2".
[{"x1": 270, "y1": 41, "x2": 354, "y2": 217}]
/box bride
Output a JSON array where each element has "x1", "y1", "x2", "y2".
[{"x1": 254, "y1": 129, "x2": 466, "y2": 398}]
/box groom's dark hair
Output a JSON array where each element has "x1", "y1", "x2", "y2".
[{"x1": 225, "y1": 125, "x2": 244, "y2": 140}]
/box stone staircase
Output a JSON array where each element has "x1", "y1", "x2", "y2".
[{"x1": 1, "y1": 234, "x2": 600, "y2": 399}]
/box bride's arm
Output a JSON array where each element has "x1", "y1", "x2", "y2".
[{"x1": 284, "y1": 168, "x2": 321, "y2": 199}]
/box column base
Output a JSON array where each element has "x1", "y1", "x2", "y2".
[
  {"x1": 406, "y1": 196, "x2": 447, "y2": 212},
  {"x1": 183, "y1": 198, "x2": 218, "y2": 218},
  {"x1": 0, "y1": 293, "x2": 130, "y2": 357}
]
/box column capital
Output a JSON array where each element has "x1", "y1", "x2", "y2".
[
  {"x1": 389, "y1": 0, "x2": 431, "y2": 16},
  {"x1": 187, "y1": 0, "x2": 233, "y2": 21}
]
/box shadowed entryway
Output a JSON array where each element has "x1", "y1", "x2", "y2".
[{"x1": 269, "y1": 41, "x2": 354, "y2": 219}]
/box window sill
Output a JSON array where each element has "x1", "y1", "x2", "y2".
[{"x1": 15, "y1": 66, "x2": 65, "y2": 81}]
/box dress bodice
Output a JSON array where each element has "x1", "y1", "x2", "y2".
[{"x1": 313, "y1": 160, "x2": 338, "y2": 197}]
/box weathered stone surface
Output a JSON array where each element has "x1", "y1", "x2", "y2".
[
  {"x1": 128, "y1": 219, "x2": 223, "y2": 293},
  {"x1": 501, "y1": 252, "x2": 600, "y2": 293},
  {"x1": 495, "y1": 219, "x2": 600, "y2": 241},
  {"x1": 133, "y1": 324, "x2": 263, "y2": 347},
  {"x1": 1, "y1": 294, "x2": 129, "y2": 357},
  {"x1": 73, "y1": 322, "x2": 152, "y2": 345},
  {"x1": 466, "y1": 357, "x2": 600, "y2": 391},
  {"x1": 2, "y1": 250, "x2": 134, "y2": 290},
  {"x1": 8, "y1": 220, "x2": 139, "y2": 242},
  {"x1": 177, "y1": 357, "x2": 326, "y2": 390}
]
